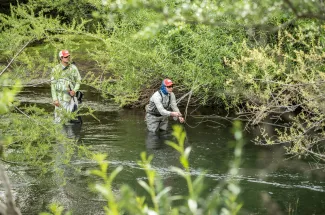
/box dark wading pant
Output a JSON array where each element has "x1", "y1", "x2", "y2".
[{"x1": 145, "y1": 113, "x2": 171, "y2": 149}]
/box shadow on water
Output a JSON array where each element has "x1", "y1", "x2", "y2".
[
  {"x1": 48, "y1": 123, "x2": 107, "y2": 215},
  {"x1": 62, "y1": 123, "x2": 82, "y2": 139},
  {"x1": 6, "y1": 85, "x2": 325, "y2": 215},
  {"x1": 146, "y1": 131, "x2": 166, "y2": 150}
]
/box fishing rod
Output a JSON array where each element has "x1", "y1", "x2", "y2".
[{"x1": 68, "y1": 84, "x2": 78, "y2": 112}]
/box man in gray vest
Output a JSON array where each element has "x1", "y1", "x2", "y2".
[{"x1": 145, "y1": 79, "x2": 185, "y2": 148}]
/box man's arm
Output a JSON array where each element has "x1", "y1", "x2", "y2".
[
  {"x1": 170, "y1": 93, "x2": 185, "y2": 123},
  {"x1": 153, "y1": 92, "x2": 181, "y2": 117},
  {"x1": 170, "y1": 93, "x2": 180, "y2": 113}
]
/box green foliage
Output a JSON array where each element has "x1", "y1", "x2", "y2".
[
  {"x1": 85, "y1": 9, "x2": 246, "y2": 105},
  {"x1": 0, "y1": 75, "x2": 21, "y2": 158},
  {"x1": 105, "y1": 0, "x2": 325, "y2": 27},
  {"x1": 3, "y1": 0, "x2": 323, "y2": 108},
  {"x1": 0, "y1": 1, "x2": 102, "y2": 83},
  {"x1": 90, "y1": 123, "x2": 244, "y2": 214},
  {"x1": 0, "y1": 75, "x2": 21, "y2": 114},
  {"x1": 0, "y1": 0, "x2": 97, "y2": 179},
  {"x1": 1, "y1": 0, "x2": 246, "y2": 106},
  {"x1": 223, "y1": 22, "x2": 325, "y2": 160},
  {"x1": 39, "y1": 203, "x2": 71, "y2": 215},
  {"x1": 0, "y1": 104, "x2": 93, "y2": 173}
]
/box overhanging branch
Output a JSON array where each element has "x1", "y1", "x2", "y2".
[{"x1": 0, "y1": 38, "x2": 34, "y2": 77}]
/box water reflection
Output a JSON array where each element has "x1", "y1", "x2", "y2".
[
  {"x1": 51, "y1": 123, "x2": 105, "y2": 215},
  {"x1": 53, "y1": 124, "x2": 82, "y2": 192},
  {"x1": 146, "y1": 131, "x2": 170, "y2": 149},
  {"x1": 145, "y1": 126, "x2": 189, "y2": 172},
  {"x1": 145, "y1": 125, "x2": 188, "y2": 150},
  {"x1": 62, "y1": 123, "x2": 82, "y2": 140}
]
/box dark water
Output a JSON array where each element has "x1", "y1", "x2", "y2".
[{"x1": 6, "y1": 85, "x2": 325, "y2": 215}]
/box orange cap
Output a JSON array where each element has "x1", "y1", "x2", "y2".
[
  {"x1": 59, "y1": 50, "x2": 70, "y2": 58},
  {"x1": 163, "y1": 79, "x2": 173, "y2": 86}
]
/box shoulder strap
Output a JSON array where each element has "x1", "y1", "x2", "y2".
[
  {"x1": 62, "y1": 65, "x2": 70, "y2": 70},
  {"x1": 158, "y1": 90, "x2": 170, "y2": 108}
]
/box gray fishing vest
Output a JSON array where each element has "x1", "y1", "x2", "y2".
[{"x1": 147, "y1": 91, "x2": 170, "y2": 116}]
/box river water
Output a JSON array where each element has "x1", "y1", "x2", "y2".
[{"x1": 5, "y1": 85, "x2": 325, "y2": 215}]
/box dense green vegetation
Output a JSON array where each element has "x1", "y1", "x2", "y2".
[
  {"x1": 1, "y1": 0, "x2": 324, "y2": 159},
  {"x1": 1, "y1": 0, "x2": 325, "y2": 214}
]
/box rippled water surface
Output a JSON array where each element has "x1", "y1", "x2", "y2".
[{"x1": 7, "y1": 85, "x2": 325, "y2": 214}]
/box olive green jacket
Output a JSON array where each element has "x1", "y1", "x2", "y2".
[{"x1": 51, "y1": 63, "x2": 81, "y2": 102}]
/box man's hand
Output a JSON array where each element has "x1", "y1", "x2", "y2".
[
  {"x1": 170, "y1": 112, "x2": 181, "y2": 117},
  {"x1": 178, "y1": 116, "x2": 185, "y2": 123},
  {"x1": 53, "y1": 100, "x2": 60, "y2": 107},
  {"x1": 69, "y1": 90, "x2": 76, "y2": 96}
]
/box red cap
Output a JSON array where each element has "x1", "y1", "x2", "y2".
[
  {"x1": 163, "y1": 79, "x2": 173, "y2": 86},
  {"x1": 59, "y1": 50, "x2": 70, "y2": 58}
]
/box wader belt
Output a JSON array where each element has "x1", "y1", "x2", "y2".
[{"x1": 149, "y1": 112, "x2": 163, "y2": 117}]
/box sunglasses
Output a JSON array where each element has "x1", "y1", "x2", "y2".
[
  {"x1": 63, "y1": 56, "x2": 70, "y2": 58},
  {"x1": 166, "y1": 85, "x2": 173, "y2": 88}
]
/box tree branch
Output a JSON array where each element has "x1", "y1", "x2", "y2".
[{"x1": 0, "y1": 38, "x2": 34, "y2": 77}]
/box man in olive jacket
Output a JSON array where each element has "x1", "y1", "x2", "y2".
[{"x1": 51, "y1": 50, "x2": 81, "y2": 123}]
